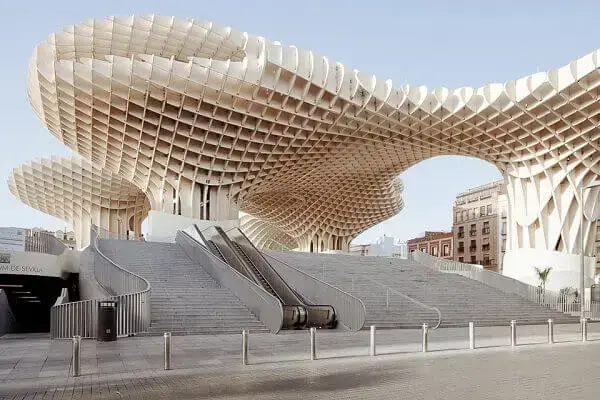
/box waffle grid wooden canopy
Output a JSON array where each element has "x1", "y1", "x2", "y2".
[{"x1": 14, "y1": 14, "x2": 600, "y2": 254}]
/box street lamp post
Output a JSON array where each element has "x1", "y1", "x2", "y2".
[{"x1": 580, "y1": 181, "x2": 600, "y2": 322}]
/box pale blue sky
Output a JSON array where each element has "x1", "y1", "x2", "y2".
[{"x1": 0, "y1": 0, "x2": 598, "y2": 243}]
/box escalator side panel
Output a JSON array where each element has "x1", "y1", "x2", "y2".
[{"x1": 226, "y1": 228, "x2": 305, "y2": 306}]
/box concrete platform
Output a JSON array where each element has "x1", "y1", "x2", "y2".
[{"x1": 1, "y1": 323, "x2": 599, "y2": 399}]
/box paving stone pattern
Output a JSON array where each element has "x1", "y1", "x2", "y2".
[{"x1": 1, "y1": 324, "x2": 600, "y2": 399}]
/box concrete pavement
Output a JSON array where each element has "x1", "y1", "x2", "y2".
[{"x1": 1, "y1": 323, "x2": 599, "y2": 399}]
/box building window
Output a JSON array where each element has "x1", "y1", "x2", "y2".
[
  {"x1": 470, "y1": 240, "x2": 477, "y2": 251},
  {"x1": 487, "y1": 205, "x2": 492, "y2": 215},
  {"x1": 482, "y1": 221, "x2": 490, "y2": 234},
  {"x1": 502, "y1": 221, "x2": 507, "y2": 235},
  {"x1": 470, "y1": 255, "x2": 477, "y2": 263},
  {"x1": 458, "y1": 242, "x2": 464, "y2": 253},
  {"x1": 458, "y1": 226, "x2": 464, "y2": 238},
  {"x1": 480, "y1": 206, "x2": 485, "y2": 217},
  {"x1": 458, "y1": 257, "x2": 464, "y2": 262},
  {"x1": 470, "y1": 224, "x2": 477, "y2": 236},
  {"x1": 432, "y1": 246, "x2": 438, "y2": 256},
  {"x1": 443, "y1": 244, "x2": 450, "y2": 257},
  {"x1": 469, "y1": 209, "x2": 474, "y2": 219},
  {"x1": 456, "y1": 212, "x2": 461, "y2": 222},
  {"x1": 462, "y1": 210, "x2": 467, "y2": 221}
]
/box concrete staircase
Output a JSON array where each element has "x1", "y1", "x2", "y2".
[
  {"x1": 267, "y1": 251, "x2": 580, "y2": 328},
  {"x1": 98, "y1": 240, "x2": 267, "y2": 335}
]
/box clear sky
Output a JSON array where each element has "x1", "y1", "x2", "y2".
[{"x1": 0, "y1": 0, "x2": 598, "y2": 243}]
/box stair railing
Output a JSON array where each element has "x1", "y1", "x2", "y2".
[
  {"x1": 362, "y1": 276, "x2": 442, "y2": 329},
  {"x1": 49, "y1": 225, "x2": 151, "y2": 338},
  {"x1": 176, "y1": 230, "x2": 284, "y2": 333},
  {"x1": 91, "y1": 225, "x2": 151, "y2": 336},
  {"x1": 410, "y1": 250, "x2": 585, "y2": 317}
]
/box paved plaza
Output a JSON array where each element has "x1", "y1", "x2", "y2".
[{"x1": 1, "y1": 323, "x2": 599, "y2": 399}]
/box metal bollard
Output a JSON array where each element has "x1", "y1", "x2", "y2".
[
  {"x1": 548, "y1": 319, "x2": 554, "y2": 344},
  {"x1": 469, "y1": 322, "x2": 475, "y2": 350},
  {"x1": 582, "y1": 318, "x2": 588, "y2": 342},
  {"x1": 369, "y1": 325, "x2": 376, "y2": 356},
  {"x1": 72, "y1": 335, "x2": 81, "y2": 377},
  {"x1": 242, "y1": 330, "x2": 249, "y2": 366},
  {"x1": 510, "y1": 320, "x2": 517, "y2": 347},
  {"x1": 164, "y1": 332, "x2": 172, "y2": 370},
  {"x1": 422, "y1": 323, "x2": 428, "y2": 353},
  {"x1": 310, "y1": 327, "x2": 317, "y2": 360},
  {"x1": 386, "y1": 289, "x2": 389, "y2": 309}
]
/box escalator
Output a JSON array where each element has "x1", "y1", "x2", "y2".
[
  {"x1": 205, "y1": 240, "x2": 226, "y2": 263},
  {"x1": 196, "y1": 225, "x2": 336, "y2": 330},
  {"x1": 231, "y1": 241, "x2": 278, "y2": 298}
]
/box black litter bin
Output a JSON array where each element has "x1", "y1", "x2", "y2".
[{"x1": 97, "y1": 300, "x2": 118, "y2": 341}]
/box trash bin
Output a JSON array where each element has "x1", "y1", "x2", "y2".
[{"x1": 97, "y1": 300, "x2": 117, "y2": 341}]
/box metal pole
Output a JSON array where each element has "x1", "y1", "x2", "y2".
[
  {"x1": 510, "y1": 320, "x2": 517, "y2": 347},
  {"x1": 386, "y1": 289, "x2": 389, "y2": 309},
  {"x1": 422, "y1": 323, "x2": 428, "y2": 352},
  {"x1": 164, "y1": 332, "x2": 172, "y2": 370},
  {"x1": 548, "y1": 319, "x2": 554, "y2": 344},
  {"x1": 580, "y1": 186, "x2": 586, "y2": 322},
  {"x1": 242, "y1": 330, "x2": 249, "y2": 365},
  {"x1": 369, "y1": 325, "x2": 376, "y2": 356},
  {"x1": 72, "y1": 335, "x2": 81, "y2": 377},
  {"x1": 310, "y1": 327, "x2": 316, "y2": 360},
  {"x1": 582, "y1": 318, "x2": 588, "y2": 342},
  {"x1": 468, "y1": 322, "x2": 475, "y2": 350}
]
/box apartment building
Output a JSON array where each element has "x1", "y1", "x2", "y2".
[
  {"x1": 453, "y1": 180, "x2": 508, "y2": 272},
  {"x1": 407, "y1": 231, "x2": 454, "y2": 260}
]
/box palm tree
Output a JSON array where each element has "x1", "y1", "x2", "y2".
[{"x1": 535, "y1": 267, "x2": 552, "y2": 303}]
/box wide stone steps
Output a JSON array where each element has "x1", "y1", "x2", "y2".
[
  {"x1": 97, "y1": 239, "x2": 267, "y2": 335},
  {"x1": 268, "y1": 251, "x2": 580, "y2": 329}
]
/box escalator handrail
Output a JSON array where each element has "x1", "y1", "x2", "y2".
[
  {"x1": 177, "y1": 230, "x2": 284, "y2": 333},
  {"x1": 196, "y1": 226, "x2": 266, "y2": 289},
  {"x1": 225, "y1": 228, "x2": 305, "y2": 306},
  {"x1": 230, "y1": 241, "x2": 278, "y2": 297}
]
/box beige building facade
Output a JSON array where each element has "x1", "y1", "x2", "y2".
[{"x1": 453, "y1": 181, "x2": 507, "y2": 272}]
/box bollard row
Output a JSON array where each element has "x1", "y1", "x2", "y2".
[{"x1": 69, "y1": 320, "x2": 590, "y2": 374}]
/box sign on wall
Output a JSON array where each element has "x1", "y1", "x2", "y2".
[{"x1": 0, "y1": 250, "x2": 65, "y2": 278}]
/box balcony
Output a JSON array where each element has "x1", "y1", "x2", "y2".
[
  {"x1": 458, "y1": 232, "x2": 465, "y2": 238},
  {"x1": 469, "y1": 246, "x2": 477, "y2": 251},
  {"x1": 482, "y1": 227, "x2": 490, "y2": 234},
  {"x1": 482, "y1": 244, "x2": 490, "y2": 251},
  {"x1": 470, "y1": 230, "x2": 477, "y2": 237},
  {"x1": 457, "y1": 247, "x2": 465, "y2": 253}
]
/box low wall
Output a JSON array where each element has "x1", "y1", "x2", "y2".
[
  {"x1": 503, "y1": 248, "x2": 596, "y2": 291},
  {"x1": 145, "y1": 211, "x2": 239, "y2": 242}
]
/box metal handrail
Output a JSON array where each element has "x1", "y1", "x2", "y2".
[
  {"x1": 25, "y1": 231, "x2": 68, "y2": 255},
  {"x1": 176, "y1": 230, "x2": 284, "y2": 333},
  {"x1": 362, "y1": 276, "x2": 442, "y2": 329},
  {"x1": 49, "y1": 225, "x2": 151, "y2": 338},
  {"x1": 91, "y1": 225, "x2": 151, "y2": 336},
  {"x1": 264, "y1": 253, "x2": 367, "y2": 331},
  {"x1": 410, "y1": 250, "x2": 585, "y2": 317}
]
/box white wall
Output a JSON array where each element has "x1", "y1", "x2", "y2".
[
  {"x1": 144, "y1": 211, "x2": 240, "y2": 243},
  {"x1": 503, "y1": 248, "x2": 595, "y2": 291},
  {"x1": 0, "y1": 249, "x2": 79, "y2": 278}
]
